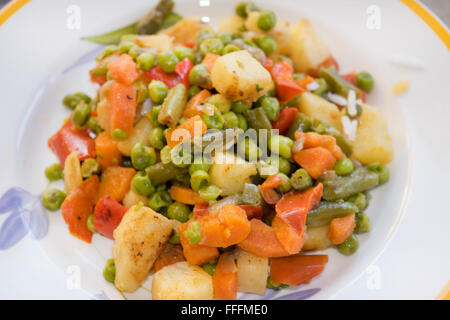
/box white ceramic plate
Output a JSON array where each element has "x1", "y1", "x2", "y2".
[{"x1": 0, "y1": 0, "x2": 448, "y2": 300}]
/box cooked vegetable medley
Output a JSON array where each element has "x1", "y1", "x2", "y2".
[{"x1": 43, "y1": 0, "x2": 393, "y2": 300}]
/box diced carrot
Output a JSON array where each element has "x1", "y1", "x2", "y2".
[
  {"x1": 61, "y1": 175, "x2": 99, "y2": 243},
  {"x1": 199, "y1": 204, "x2": 251, "y2": 248},
  {"x1": 90, "y1": 53, "x2": 119, "y2": 86},
  {"x1": 271, "y1": 107, "x2": 299, "y2": 135},
  {"x1": 295, "y1": 75, "x2": 315, "y2": 89},
  {"x1": 272, "y1": 216, "x2": 306, "y2": 255},
  {"x1": 96, "y1": 166, "x2": 136, "y2": 202},
  {"x1": 153, "y1": 243, "x2": 185, "y2": 272},
  {"x1": 293, "y1": 147, "x2": 336, "y2": 179},
  {"x1": 201, "y1": 53, "x2": 220, "y2": 73},
  {"x1": 213, "y1": 252, "x2": 237, "y2": 300},
  {"x1": 237, "y1": 219, "x2": 290, "y2": 258},
  {"x1": 93, "y1": 196, "x2": 128, "y2": 239},
  {"x1": 329, "y1": 213, "x2": 356, "y2": 245},
  {"x1": 307, "y1": 55, "x2": 339, "y2": 77},
  {"x1": 193, "y1": 203, "x2": 210, "y2": 218},
  {"x1": 270, "y1": 62, "x2": 305, "y2": 104},
  {"x1": 165, "y1": 115, "x2": 207, "y2": 147},
  {"x1": 107, "y1": 54, "x2": 139, "y2": 85},
  {"x1": 95, "y1": 131, "x2": 123, "y2": 169},
  {"x1": 270, "y1": 254, "x2": 328, "y2": 286},
  {"x1": 178, "y1": 222, "x2": 219, "y2": 265},
  {"x1": 170, "y1": 185, "x2": 207, "y2": 205},
  {"x1": 109, "y1": 81, "x2": 137, "y2": 134},
  {"x1": 182, "y1": 89, "x2": 211, "y2": 118},
  {"x1": 258, "y1": 175, "x2": 283, "y2": 205},
  {"x1": 238, "y1": 205, "x2": 263, "y2": 220},
  {"x1": 295, "y1": 132, "x2": 344, "y2": 160}
]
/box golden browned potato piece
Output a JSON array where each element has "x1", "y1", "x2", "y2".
[
  {"x1": 160, "y1": 18, "x2": 212, "y2": 45},
  {"x1": 298, "y1": 92, "x2": 343, "y2": 131},
  {"x1": 303, "y1": 225, "x2": 333, "y2": 251},
  {"x1": 112, "y1": 205, "x2": 174, "y2": 292},
  {"x1": 122, "y1": 189, "x2": 147, "y2": 208},
  {"x1": 211, "y1": 50, "x2": 272, "y2": 103},
  {"x1": 117, "y1": 117, "x2": 153, "y2": 156},
  {"x1": 235, "y1": 249, "x2": 269, "y2": 295},
  {"x1": 134, "y1": 34, "x2": 173, "y2": 51},
  {"x1": 63, "y1": 151, "x2": 82, "y2": 194}
]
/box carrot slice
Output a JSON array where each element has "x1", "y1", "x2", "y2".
[
  {"x1": 109, "y1": 81, "x2": 137, "y2": 134},
  {"x1": 153, "y1": 243, "x2": 185, "y2": 272},
  {"x1": 238, "y1": 205, "x2": 263, "y2": 220},
  {"x1": 165, "y1": 115, "x2": 207, "y2": 148},
  {"x1": 178, "y1": 222, "x2": 219, "y2": 265},
  {"x1": 182, "y1": 89, "x2": 211, "y2": 118},
  {"x1": 199, "y1": 204, "x2": 250, "y2": 248},
  {"x1": 95, "y1": 131, "x2": 122, "y2": 169},
  {"x1": 295, "y1": 75, "x2": 316, "y2": 89},
  {"x1": 293, "y1": 147, "x2": 336, "y2": 179},
  {"x1": 270, "y1": 254, "x2": 328, "y2": 286},
  {"x1": 170, "y1": 185, "x2": 207, "y2": 205},
  {"x1": 258, "y1": 174, "x2": 283, "y2": 205},
  {"x1": 329, "y1": 213, "x2": 356, "y2": 245},
  {"x1": 202, "y1": 53, "x2": 220, "y2": 73},
  {"x1": 193, "y1": 203, "x2": 209, "y2": 218},
  {"x1": 295, "y1": 132, "x2": 344, "y2": 160},
  {"x1": 237, "y1": 219, "x2": 290, "y2": 258},
  {"x1": 96, "y1": 166, "x2": 136, "y2": 202},
  {"x1": 61, "y1": 175, "x2": 99, "y2": 243},
  {"x1": 107, "y1": 54, "x2": 139, "y2": 85},
  {"x1": 213, "y1": 252, "x2": 237, "y2": 300}
]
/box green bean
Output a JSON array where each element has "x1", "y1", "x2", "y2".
[
  {"x1": 312, "y1": 78, "x2": 329, "y2": 96},
  {"x1": 241, "y1": 183, "x2": 262, "y2": 206},
  {"x1": 290, "y1": 168, "x2": 313, "y2": 191},
  {"x1": 103, "y1": 259, "x2": 116, "y2": 283},
  {"x1": 184, "y1": 220, "x2": 202, "y2": 244},
  {"x1": 367, "y1": 162, "x2": 389, "y2": 185},
  {"x1": 136, "y1": 52, "x2": 155, "y2": 71},
  {"x1": 345, "y1": 103, "x2": 362, "y2": 119},
  {"x1": 136, "y1": 0, "x2": 175, "y2": 35},
  {"x1": 111, "y1": 128, "x2": 128, "y2": 141},
  {"x1": 306, "y1": 201, "x2": 358, "y2": 227},
  {"x1": 87, "y1": 117, "x2": 103, "y2": 134},
  {"x1": 187, "y1": 85, "x2": 201, "y2": 99},
  {"x1": 346, "y1": 192, "x2": 367, "y2": 212},
  {"x1": 190, "y1": 170, "x2": 210, "y2": 191},
  {"x1": 334, "y1": 157, "x2": 354, "y2": 176},
  {"x1": 87, "y1": 214, "x2": 96, "y2": 233},
  {"x1": 354, "y1": 213, "x2": 370, "y2": 234},
  {"x1": 167, "y1": 201, "x2": 191, "y2": 222},
  {"x1": 257, "y1": 10, "x2": 276, "y2": 31},
  {"x1": 82, "y1": 23, "x2": 137, "y2": 45},
  {"x1": 322, "y1": 167, "x2": 379, "y2": 201},
  {"x1": 148, "y1": 189, "x2": 172, "y2": 211},
  {"x1": 311, "y1": 119, "x2": 353, "y2": 157},
  {"x1": 287, "y1": 112, "x2": 311, "y2": 140},
  {"x1": 267, "y1": 276, "x2": 289, "y2": 290},
  {"x1": 319, "y1": 66, "x2": 362, "y2": 98},
  {"x1": 231, "y1": 101, "x2": 252, "y2": 113},
  {"x1": 188, "y1": 64, "x2": 211, "y2": 87},
  {"x1": 131, "y1": 143, "x2": 156, "y2": 170},
  {"x1": 275, "y1": 173, "x2": 292, "y2": 193},
  {"x1": 72, "y1": 101, "x2": 91, "y2": 129},
  {"x1": 145, "y1": 162, "x2": 188, "y2": 185},
  {"x1": 199, "y1": 185, "x2": 221, "y2": 201},
  {"x1": 244, "y1": 107, "x2": 272, "y2": 132},
  {"x1": 45, "y1": 163, "x2": 63, "y2": 181},
  {"x1": 158, "y1": 83, "x2": 187, "y2": 127},
  {"x1": 260, "y1": 97, "x2": 280, "y2": 121},
  {"x1": 149, "y1": 127, "x2": 165, "y2": 150},
  {"x1": 157, "y1": 50, "x2": 180, "y2": 73},
  {"x1": 200, "y1": 38, "x2": 223, "y2": 56},
  {"x1": 131, "y1": 171, "x2": 155, "y2": 196},
  {"x1": 269, "y1": 135, "x2": 293, "y2": 159},
  {"x1": 157, "y1": 12, "x2": 182, "y2": 31},
  {"x1": 41, "y1": 188, "x2": 66, "y2": 211},
  {"x1": 202, "y1": 261, "x2": 217, "y2": 275},
  {"x1": 255, "y1": 35, "x2": 277, "y2": 55},
  {"x1": 174, "y1": 45, "x2": 195, "y2": 63},
  {"x1": 336, "y1": 234, "x2": 359, "y2": 255},
  {"x1": 81, "y1": 158, "x2": 100, "y2": 178},
  {"x1": 202, "y1": 106, "x2": 225, "y2": 130},
  {"x1": 355, "y1": 71, "x2": 375, "y2": 93}
]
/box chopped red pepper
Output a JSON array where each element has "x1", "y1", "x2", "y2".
[
  {"x1": 270, "y1": 254, "x2": 328, "y2": 286},
  {"x1": 271, "y1": 107, "x2": 299, "y2": 135},
  {"x1": 270, "y1": 62, "x2": 305, "y2": 104},
  {"x1": 93, "y1": 196, "x2": 128, "y2": 239},
  {"x1": 175, "y1": 57, "x2": 194, "y2": 88},
  {"x1": 142, "y1": 57, "x2": 193, "y2": 89},
  {"x1": 48, "y1": 119, "x2": 96, "y2": 167},
  {"x1": 193, "y1": 203, "x2": 210, "y2": 218},
  {"x1": 184, "y1": 42, "x2": 194, "y2": 48},
  {"x1": 238, "y1": 205, "x2": 263, "y2": 220},
  {"x1": 341, "y1": 72, "x2": 367, "y2": 102}
]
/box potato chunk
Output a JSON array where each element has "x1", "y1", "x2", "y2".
[
  {"x1": 112, "y1": 205, "x2": 173, "y2": 292},
  {"x1": 217, "y1": 16, "x2": 245, "y2": 33},
  {"x1": 236, "y1": 249, "x2": 269, "y2": 295},
  {"x1": 117, "y1": 117, "x2": 153, "y2": 156},
  {"x1": 211, "y1": 50, "x2": 272, "y2": 102},
  {"x1": 298, "y1": 92, "x2": 343, "y2": 131},
  {"x1": 63, "y1": 151, "x2": 82, "y2": 194},
  {"x1": 161, "y1": 18, "x2": 211, "y2": 45},
  {"x1": 134, "y1": 34, "x2": 173, "y2": 51},
  {"x1": 352, "y1": 103, "x2": 394, "y2": 164},
  {"x1": 152, "y1": 261, "x2": 213, "y2": 300},
  {"x1": 303, "y1": 225, "x2": 333, "y2": 251},
  {"x1": 289, "y1": 19, "x2": 333, "y2": 74},
  {"x1": 209, "y1": 152, "x2": 257, "y2": 196}
]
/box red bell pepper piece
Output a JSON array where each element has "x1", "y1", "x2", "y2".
[
  {"x1": 270, "y1": 62, "x2": 305, "y2": 104},
  {"x1": 270, "y1": 254, "x2": 328, "y2": 286},
  {"x1": 175, "y1": 57, "x2": 194, "y2": 88},
  {"x1": 142, "y1": 58, "x2": 193, "y2": 89},
  {"x1": 184, "y1": 42, "x2": 194, "y2": 48},
  {"x1": 238, "y1": 205, "x2": 263, "y2": 220},
  {"x1": 271, "y1": 107, "x2": 299, "y2": 135},
  {"x1": 93, "y1": 195, "x2": 128, "y2": 239},
  {"x1": 48, "y1": 119, "x2": 96, "y2": 167},
  {"x1": 193, "y1": 203, "x2": 210, "y2": 218}
]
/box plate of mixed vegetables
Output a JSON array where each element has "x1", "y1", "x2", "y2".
[{"x1": 29, "y1": 0, "x2": 402, "y2": 300}]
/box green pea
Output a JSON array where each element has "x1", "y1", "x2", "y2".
[
  {"x1": 96, "y1": 45, "x2": 118, "y2": 61},
  {"x1": 188, "y1": 64, "x2": 210, "y2": 87},
  {"x1": 128, "y1": 45, "x2": 140, "y2": 60},
  {"x1": 223, "y1": 111, "x2": 239, "y2": 129},
  {"x1": 354, "y1": 213, "x2": 370, "y2": 234},
  {"x1": 131, "y1": 143, "x2": 156, "y2": 170},
  {"x1": 131, "y1": 171, "x2": 155, "y2": 196},
  {"x1": 267, "y1": 276, "x2": 289, "y2": 290},
  {"x1": 257, "y1": 10, "x2": 276, "y2": 31},
  {"x1": 148, "y1": 80, "x2": 169, "y2": 104},
  {"x1": 45, "y1": 163, "x2": 63, "y2": 181},
  {"x1": 183, "y1": 220, "x2": 202, "y2": 244},
  {"x1": 198, "y1": 185, "x2": 221, "y2": 201},
  {"x1": 235, "y1": 2, "x2": 249, "y2": 18},
  {"x1": 347, "y1": 192, "x2": 367, "y2": 212},
  {"x1": 202, "y1": 106, "x2": 224, "y2": 130},
  {"x1": 255, "y1": 35, "x2": 277, "y2": 55},
  {"x1": 157, "y1": 50, "x2": 180, "y2": 73},
  {"x1": 72, "y1": 101, "x2": 91, "y2": 129},
  {"x1": 202, "y1": 261, "x2": 217, "y2": 275},
  {"x1": 91, "y1": 62, "x2": 109, "y2": 77},
  {"x1": 367, "y1": 162, "x2": 389, "y2": 185},
  {"x1": 238, "y1": 137, "x2": 261, "y2": 161},
  {"x1": 150, "y1": 105, "x2": 161, "y2": 127},
  {"x1": 81, "y1": 158, "x2": 100, "y2": 179},
  {"x1": 135, "y1": 80, "x2": 149, "y2": 104},
  {"x1": 160, "y1": 145, "x2": 172, "y2": 164},
  {"x1": 290, "y1": 169, "x2": 313, "y2": 191},
  {"x1": 267, "y1": 157, "x2": 291, "y2": 175},
  {"x1": 149, "y1": 127, "x2": 165, "y2": 150},
  {"x1": 103, "y1": 259, "x2": 116, "y2": 283},
  {"x1": 63, "y1": 92, "x2": 91, "y2": 110},
  {"x1": 148, "y1": 190, "x2": 172, "y2": 211},
  {"x1": 136, "y1": 52, "x2": 155, "y2": 71},
  {"x1": 260, "y1": 96, "x2": 280, "y2": 121},
  {"x1": 236, "y1": 113, "x2": 248, "y2": 131},
  {"x1": 275, "y1": 173, "x2": 292, "y2": 193},
  {"x1": 111, "y1": 128, "x2": 128, "y2": 141},
  {"x1": 167, "y1": 201, "x2": 191, "y2": 222},
  {"x1": 87, "y1": 214, "x2": 96, "y2": 233},
  {"x1": 174, "y1": 46, "x2": 195, "y2": 63},
  {"x1": 169, "y1": 229, "x2": 181, "y2": 244},
  {"x1": 334, "y1": 157, "x2": 354, "y2": 176},
  {"x1": 336, "y1": 234, "x2": 359, "y2": 255},
  {"x1": 218, "y1": 31, "x2": 232, "y2": 46},
  {"x1": 170, "y1": 144, "x2": 192, "y2": 168},
  {"x1": 222, "y1": 44, "x2": 240, "y2": 55},
  {"x1": 200, "y1": 38, "x2": 223, "y2": 56},
  {"x1": 189, "y1": 160, "x2": 211, "y2": 176},
  {"x1": 269, "y1": 135, "x2": 293, "y2": 159},
  {"x1": 190, "y1": 170, "x2": 210, "y2": 191},
  {"x1": 355, "y1": 71, "x2": 375, "y2": 93},
  {"x1": 87, "y1": 117, "x2": 103, "y2": 134},
  {"x1": 231, "y1": 100, "x2": 252, "y2": 113},
  {"x1": 119, "y1": 40, "x2": 134, "y2": 54},
  {"x1": 41, "y1": 188, "x2": 66, "y2": 211},
  {"x1": 207, "y1": 94, "x2": 231, "y2": 113},
  {"x1": 187, "y1": 85, "x2": 202, "y2": 99}
]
